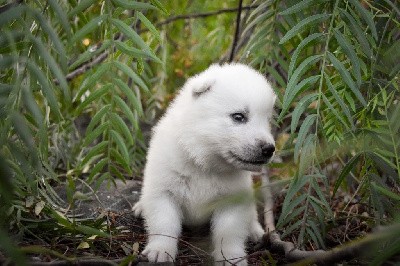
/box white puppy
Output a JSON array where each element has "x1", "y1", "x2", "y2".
[{"x1": 133, "y1": 63, "x2": 276, "y2": 265}]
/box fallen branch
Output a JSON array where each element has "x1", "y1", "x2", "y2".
[{"x1": 260, "y1": 167, "x2": 400, "y2": 264}]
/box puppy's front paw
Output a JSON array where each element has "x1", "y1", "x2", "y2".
[
  {"x1": 250, "y1": 221, "x2": 265, "y2": 242},
  {"x1": 142, "y1": 240, "x2": 177, "y2": 263},
  {"x1": 131, "y1": 201, "x2": 143, "y2": 217}
]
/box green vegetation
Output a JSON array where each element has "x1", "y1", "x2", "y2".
[{"x1": 0, "y1": 0, "x2": 399, "y2": 264}]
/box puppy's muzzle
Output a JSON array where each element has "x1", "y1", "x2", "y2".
[{"x1": 260, "y1": 143, "x2": 275, "y2": 160}]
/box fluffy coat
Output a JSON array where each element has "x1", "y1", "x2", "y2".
[{"x1": 133, "y1": 63, "x2": 276, "y2": 265}]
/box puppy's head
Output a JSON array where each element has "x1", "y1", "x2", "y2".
[{"x1": 178, "y1": 63, "x2": 276, "y2": 172}]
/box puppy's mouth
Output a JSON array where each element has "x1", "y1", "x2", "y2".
[{"x1": 228, "y1": 152, "x2": 269, "y2": 166}]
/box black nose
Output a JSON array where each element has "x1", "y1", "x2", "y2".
[{"x1": 261, "y1": 143, "x2": 275, "y2": 159}]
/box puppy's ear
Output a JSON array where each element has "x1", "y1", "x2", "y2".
[{"x1": 192, "y1": 81, "x2": 214, "y2": 98}]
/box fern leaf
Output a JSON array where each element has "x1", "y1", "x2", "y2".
[
  {"x1": 113, "y1": 77, "x2": 143, "y2": 116},
  {"x1": 76, "y1": 84, "x2": 111, "y2": 114},
  {"x1": 87, "y1": 158, "x2": 108, "y2": 183},
  {"x1": 110, "y1": 129, "x2": 130, "y2": 162},
  {"x1": 279, "y1": 14, "x2": 330, "y2": 44},
  {"x1": 29, "y1": 34, "x2": 70, "y2": 102},
  {"x1": 80, "y1": 141, "x2": 108, "y2": 167},
  {"x1": 327, "y1": 51, "x2": 366, "y2": 106},
  {"x1": 74, "y1": 62, "x2": 111, "y2": 102},
  {"x1": 137, "y1": 12, "x2": 161, "y2": 42},
  {"x1": 348, "y1": 0, "x2": 378, "y2": 40},
  {"x1": 281, "y1": 75, "x2": 320, "y2": 120},
  {"x1": 70, "y1": 15, "x2": 107, "y2": 44},
  {"x1": 333, "y1": 152, "x2": 362, "y2": 196},
  {"x1": 288, "y1": 33, "x2": 324, "y2": 79},
  {"x1": 294, "y1": 114, "x2": 317, "y2": 163},
  {"x1": 113, "y1": 61, "x2": 149, "y2": 92},
  {"x1": 26, "y1": 61, "x2": 61, "y2": 119},
  {"x1": 68, "y1": 0, "x2": 98, "y2": 17},
  {"x1": 110, "y1": 112, "x2": 134, "y2": 146},
  {"x1": 83, "y1": 123, "x2": 108, "y2": 147},
  {"x1": 86, "y1": 104, "x2": 111, "y2": 134},
  {"x1": 111, "y1": 18, "x2": 149, "y2": 51},
  {"x1": 113, "y1": 95, "x2": 136, "y2": 127},
  {"x1": 21, "y1": 87, "x2": 43, "y2": 127},
  {"x1": 111, "y1": 0, "x2": 157, "y2": 11},
  {"x1": 339, "y1": 8, "x2": 373, "y2": 57},
  {"x1": 324, "y1": 74, "x2": 354, "y2": 129},
  {"x1": 291, "y1": 93, "x2": 318, "y2": 133},
  {"x1": 333, "y1": 28, "x2": 361, "y2": 86},
  {"x1": 280, "y1": 0, "x2": 315, "y2": 16}
]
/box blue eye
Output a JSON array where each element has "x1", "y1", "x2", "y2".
[{"x1": 231, "y1": 113, "x2": 248, "y2": 123}]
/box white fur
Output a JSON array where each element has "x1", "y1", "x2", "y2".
[{"x1": 133, "y1": 63, "x2": 276, "y2": 265}]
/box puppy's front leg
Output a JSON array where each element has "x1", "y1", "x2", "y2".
[
  {"x1": 211, "y1": 206, "x2": 251, "y2": 266},
  {"x1": 142, "y1": 195, "x2": 182, "y2": 262}
]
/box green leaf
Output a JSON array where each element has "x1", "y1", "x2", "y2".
[
  {"x1": 21, "y1": 87, "x2": 43, "y2": 127},
  {"x1": 333, "y1": 28, "x2": 361, "y2": 86},
  {"x1": 110, "y1": 130, "x2": 130, "y2": 161},
  {"x1": 281, "y1": 75, "x2": 320, "y2": 120},
  {"x1": 113, "y1": 77, "x2": 143, "y2": 116},
  {"x1": 279, "y1": 54, "x2": 322, "y2": 121},
  {"x1": 324, "y1": 74, "x2": 354, "y2": 129},
  {"x1": 367, "y1": 151, "x2": 398, "y2": 178},
  {"x1": 86, "y1": 104, "x2": 111, "y2": 134},
  {"x1": 281, "y1": 177, "x2": 309, "y2": 214},
  {"x1": 76, "y1": 83, "x2": 111, "y2": 115},
  {"x1": 111, "y1": 18, "x2": 149, "y2": 50},
  {"x1": 113, "y1": 61, "x2": 149, "y2": 92},
  {"x1": 279, "y1": 14, "x2": 330, "y2": 44},
  {"x1": 372, "y1": 182, "x2": 400, "y2": 201},
  {"x1": 0, "y1": 5, "x2": 25, "y2": 27},
  {"x1": 80, "y1": 141, "x2": 108, "y2": 167},
  {"x1": 48, "y1": 0, "x2": 71, "y2": 36},
  {"x1": 83, "y1": 122, "x2": 108, "y2": 147},
  {"x1": 137, "y1": 12, "x2": 161, "y2": 42},
  {"x1": 26, "y1": 61, "x2": 61, "y2": 119},
  {"x1": 321, "y1": 94, "x2": 350, "y2": 130},
  {"x1": 28, "y1": 9, "x2": 67, "y2": 70},
  {"x1": 288, "y1": 33, "x2": 324, "y2": 79},
  {"x1": 291, "y1": 93, "x2": 318, "y2": 133},
  {"x1": 71, "y1": 15, "x2": 107, "y2": 44},
  {"x1": 278, "y1": 205, "x2": 306, "y2": 228},
  {"x1": 69, "y1": 40, "x2": 112, "y2": 70},
  {"x1": 150, "y1": 0, "x2": 169, "y2": 14},
  {"x1": 294, "y1": 114, "x2": 317, "y2": 163},
  {"x1": 281, "y1": 219, "x2": 303, "y2": 238},
  {"x1": 94, "y1": 173, "x2": 110, "y2": 191},
  {"x1": 111, "y1": 0, "x2": 157, "y2": 11},
  {"x1": 308, "y1": 220, "x2": 326, "y2": 248},
  {"x1": 339, "y1": 8, "x2": 372, "y2": 57},
  {"x1": 111, "y1": 148, "x2": 131, "y2": 174},
  {"x1": 29, "y1": 35, "x2": 70, "y2": 102},
  {"x1": 69, "y1": 0, "x2": 97, "y2": 17},
  {"x1": 280, "y1": 0, "x2": 314, "y2": 15},
  {"x1": 333, "y1": 152, "x2": 362, "y2": 196},
  {"x1": 113, "y1": 95, "x2": 136, "y2": 127},
  {"x1": 75, "y1": 224, "x2": 108, "y2": 238},
  {"x1": 11, "y1": 112, "x2": 35, "y2": 149},
  {"x1": 298, "y1": 134, "x2": 316, "y2": 174},
  {"x1": 348, "y1": 0, "x2": 378, "y2": 40},
  {"x1": 115, "y1": 41, "x2": 162, "y2": 64},
  {"x1": 110, "y1": 112, "x2": 134, "y2": 146},
  {"x1": 87, "y1": 158, "x2": 108, "y2": 184},
  {"x1": 327, "y1": 52, "x2": 366, "y2": 106},
  {"x1": 75, "y1": 62, "x2": 111, "y2": 102}
]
